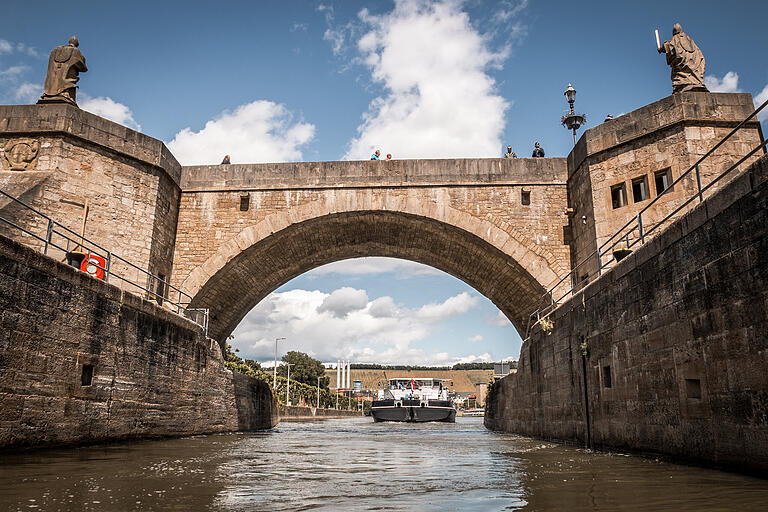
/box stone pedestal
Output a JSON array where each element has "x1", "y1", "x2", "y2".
[
  {"x1": 566, "y1": 92, "x2": 764, "y2": 286},
  {"x1": 0, "y1": 103, "x2": 181, "y2": 294}
]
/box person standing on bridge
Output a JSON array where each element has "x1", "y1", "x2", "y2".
[
  {"x1": 385, "y1": 153, "x2": 392, "y2": 161},
  {"x1": 221, "y1": 155, "x2": 231, "y2": 164},
  {"x1": 371, "y1": 150, "x2": 381, "y2": 160},
  {"x1": 504, "y1": 145, "x2": 517, "y2": 158},
  {"x1": 532, "y1": 142, "x2": 545, "y2": 157}
]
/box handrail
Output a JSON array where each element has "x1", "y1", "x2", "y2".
[
  {"x1": 0, "y1": 188, "x2": 208, "y2": 335},
  {"x1": 525, "y1": 97, "x2": 768, "y2": 338}
]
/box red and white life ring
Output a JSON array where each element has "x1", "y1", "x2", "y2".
[{"x1": 80, "y1": 254, "x2": 106, "y2": 280}]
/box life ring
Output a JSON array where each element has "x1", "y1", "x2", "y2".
[{"x1": 80, "y1": 254, "x2": 106, "y2": 280}]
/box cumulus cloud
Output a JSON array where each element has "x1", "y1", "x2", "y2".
[
  {"x1": 467, "y1": 334, "x2": 483, "y2": 343},
  {"x1": 703, "y1": 71, "x2": 768, "y2": 122},
  {"x1": 342, "y1": 0, "x2": 509, "y2": 160},
  {"x1": 704, "y1": 71, "x2": 741, "y2": 93},
  {"x1": 0, "y1": 65, "x2": 29, "y2": 80},
  {"x1": 489, "y1": 310, "x2": 512, "y2": 327},
  {"x1": 79, "y1": 94, "x2": 142, "y2": 131},
  {"x1": 231, "y1": 287, "x2": 482, "y2": 365},
  {"x1": 317, "y1": 287, "x2": 369, "y2": 318},
  {"x1": 14, "y1": 82, "x2": 39, "y2": 103},
  {"x1": 167, "y1": 100, "x2": 315, "y2": 165},
  {"x1": 307, "y1": 257, "x2": 441, "y2": 279}
]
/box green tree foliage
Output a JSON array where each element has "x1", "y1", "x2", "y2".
[
  {"x1": 223, "y1": 345, "x2": 358, "y2": 409},
  {"x1": 276, "y1": 351, "x2": 330, "y2": 389}
]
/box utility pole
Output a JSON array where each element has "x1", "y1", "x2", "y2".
[
  {"x1": 317, "y1": 376, "x2": 321, "y2": 409},
  {"x1": 273, "y1": 337, "x2": 285, "y2": 389}
]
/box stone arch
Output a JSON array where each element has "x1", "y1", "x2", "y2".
[{"x1": 180, "y1": 201, "x2": 565, "y2": 342}]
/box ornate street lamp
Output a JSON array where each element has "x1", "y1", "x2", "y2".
[{"x1": 561, "y1": 83, "x2": 587, "y2": 145}]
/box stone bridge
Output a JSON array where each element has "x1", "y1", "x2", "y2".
[{"x1": 172, "y1": 159, "x2": 571, "y2": 341}]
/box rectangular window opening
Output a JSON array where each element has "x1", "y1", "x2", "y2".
[
  {"x1": 602, "y1": 365, "x2": 612, "y2": 388},
  {"x1": 632, "y1": 175, "x2": 649, "y2": 203},
  {"x1": 654, "y1": 168, "x2": 673, "y2": 196},
  {"x1": 610, "y1": 183, "x2": 627, "y2": 209},
  {"x1": 521, "y1": 190, "x2": 531, "y2": 206},
  {"x1": 685, "y1": 378, "x2": 702, "y2": 399},
  {"x1": 81, "y1": 364, "x2": 94, "y2": 386},
  {"x1": 240, "y1": 195, "x2": 250, "y2": 212}
]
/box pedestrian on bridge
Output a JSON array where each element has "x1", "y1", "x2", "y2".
[
  {"x1": 532, "y1": 142, "x2": 545, "y2": 157},
  {"x1": 504, "y1": 145, "x2": 517, "y2": 158},
  {"x1": 371, "y1": 150, "x2": 381, "y2": 160},
  {"x1": 221, "y1": 155, "x2": 231, "y2": 164}
]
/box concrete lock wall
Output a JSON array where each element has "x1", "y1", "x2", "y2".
[
  {"x1": 0, "y1": 233, "x2": 277, "y2": 450},
  {"x1": 485, "y1": 153, "x2": 768, "y2": 474}
]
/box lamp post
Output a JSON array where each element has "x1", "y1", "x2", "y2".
[
  {"x1": 561, "y1": 83, "x2": 586, "y2": 145},
  {"x1": 285, "y1": 363, "x2": 296, "y2": 406},
  {"x1": 273, "y1": 337, "x2": 285, "y2": 389},
  {"x1": 317, "y1": 376, "x2": 321, "y2": 409}
]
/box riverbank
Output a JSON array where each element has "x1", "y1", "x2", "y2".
[{"x1": 279, "y1": 405, "x2": 362, "y2": 421}]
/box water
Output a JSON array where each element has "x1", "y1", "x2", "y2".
[{"x1": 1, "y1": 417, "x2": 766, "y2": 511}]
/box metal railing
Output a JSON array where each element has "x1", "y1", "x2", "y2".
[
  {"x1": 0, "y1": 188, "x2": 209, "y2": 335},
  {"x1": 526, "y1": 98, "x2": 768, "y2": 338}
]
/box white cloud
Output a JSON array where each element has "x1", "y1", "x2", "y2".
[
  {"x1": 14, "y1": 82, "x2": 39, "y2": 103},
  {"x1": 167, "y1": 100, "x2": 315, "y2": 165},
  {"x1": 0, "y1": 65, "x2": 29, "y2": 80},
  {"x1": 290, "y1": 23, "x2": 308, "y2": 33},
  {"x1": 0, "y1": 39, "x2": 37, "y2": 57},
  {"x1": 416, "y1": 292, "x2": 479, "y2": 321},
  {"x1": 231, "y1": 287, "x2": 481, "y2": 365},
  {"x1": 467, "y1": 334, "x2": 483, "y2": 343},
  {"x1": 703, "y1": 71, "x2": 768, "y2": 122},
  {"x1": 342, "y1": 0, "x2": 509, "y2": 160},
  {"x1": 489, "y1": 309, "x2": 512, "y2": 327},
  {"x1": 704, "y1": 71, "x2": 741, "y2": 93},
  {"x1": 307, "y1": 257, "x2": 441, "y2": 279},
  {"x1": 79, "y1": 94, "x2": 142, "y2": 131},
  {"x1": 317, "y1": 287, "x2": 369, "y2": 318}
]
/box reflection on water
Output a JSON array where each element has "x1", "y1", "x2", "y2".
[{"x1": 0, "y1": 417, "x2": 766, "y2": 511}]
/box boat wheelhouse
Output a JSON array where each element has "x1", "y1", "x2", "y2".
[{"x1": 371, "y1": 378, "x2": 456, "y2": 423}]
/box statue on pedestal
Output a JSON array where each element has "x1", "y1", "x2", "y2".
[
  {"x1": 38, "y1": 36, "x2": 87, "y2": 106},
  {"x1": 657, "y1": 23, "x2": 707, "y2": 93}
]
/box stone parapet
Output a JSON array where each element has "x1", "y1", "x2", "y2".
[
  {"x1": 181, "y1": 157, "x2": 567, "y2": 191},
  {"x1": 567, "y1": 92, "x2": 761, "y2": 175},
  {"x1": 0, "y1": 104, "x2": 181, "y2": 184}
]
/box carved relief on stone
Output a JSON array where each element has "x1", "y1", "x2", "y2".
[{"x1": 3, "y1": 138, "x2": 41, "y2": 171}]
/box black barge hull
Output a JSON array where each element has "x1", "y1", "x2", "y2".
[{"x1": 371, "y1": 400, "x2": 456, "y2": 423}]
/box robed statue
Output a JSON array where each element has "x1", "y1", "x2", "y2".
[
  {"x1": 658, "y1": 23, "x2": 707, "y2": 93},
  {"x1": 38, "y1": 36, "x2": 87, "y2": 106}
]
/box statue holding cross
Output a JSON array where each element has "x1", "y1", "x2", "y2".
[{"x1": 656, "y1": 23, "x2": 708, "y2": 94}]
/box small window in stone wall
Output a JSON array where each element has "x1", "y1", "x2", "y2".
[
  {"x1": 632, "y1": 175, "x2": 649, "y2": 203},
  {"x1": 602, "y1": 365, "x2": 612, "y2": 388},
  {"x1": 81, "y1": 364, "x2": 94, "y2": 386},
  {"x1": 521, "y1": 189, "x2": 531, "y2": 206},
  {"x1": 654, "y1": 168, "x2": 674, "y2": 196},
  {"x1": 240, "y1": 195, "x2": 250, "y2": 211},
  {"x1": 685, "y1": 378, "x2": 702, "y2": 399},
  {"x1": 610, "y1": 183, "x2": 627, "y2": 209}
]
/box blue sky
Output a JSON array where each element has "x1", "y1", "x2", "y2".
[{"x1": 2, "y1": 0, "x2": 766, "y2": 364}]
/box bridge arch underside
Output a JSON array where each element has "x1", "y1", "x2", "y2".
[{"x1": 190, "y1": 211, "x2": 550, "y2": 342}]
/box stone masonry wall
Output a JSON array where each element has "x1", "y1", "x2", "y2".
[
  {"x1": 0, "y1": 104, "x2": 181, "y2": 298},
  {"x1": 174, "y1": 157, "x2": 571, "y2": 339},
  {"x1": 0, "y1": 233, "x2": 276, "y2": 450},
  {"x1": 568, "y1": 92, "x2": 763, "y2": 285},
  {"x1": 485, "y1": 153, "x2": 768, "y2": 474}
]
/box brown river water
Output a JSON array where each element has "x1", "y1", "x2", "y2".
[{"x1": 0, "y1": 417, "x2": 766, "y2": 511}]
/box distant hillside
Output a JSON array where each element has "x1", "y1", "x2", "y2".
[{"x1": 325, "y1": 369, "x2": 492, "y2": 393}]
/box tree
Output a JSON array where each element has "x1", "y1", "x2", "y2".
[{"x1": 277, "y1": 351, "x2": 330, "y2": 389}]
